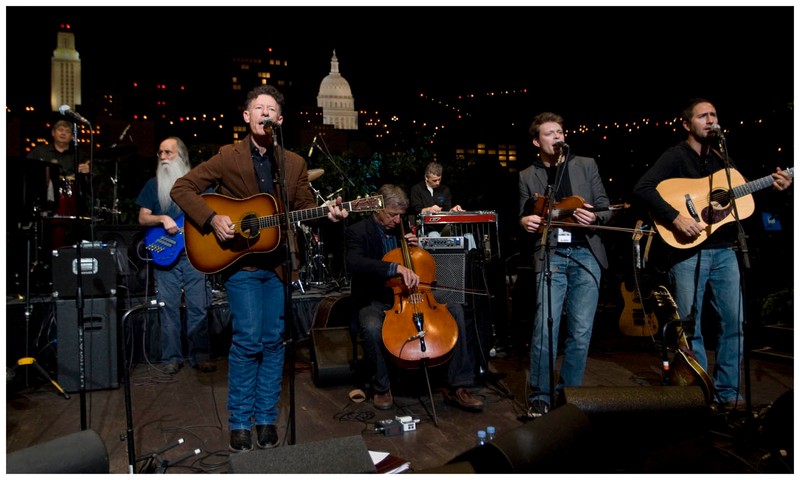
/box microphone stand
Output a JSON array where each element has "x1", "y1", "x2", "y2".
[
  {"x1": 716, "y1": 131, "x2": 752, "y2": 413},
  {"x1": 537, "y1": 147, "x2": 569, "y2": 407},
  {"x1": 70, "y1": 120, "x2": 89, "y2": 431},
  {"x1": 273, "y1": 126, "x2": 297, "y2": 445},
  {"x1": 542, "y1": 144, "x2": 569, "y2": 406},
  {"x1": 315, "y1": 135, "x2": 351, "y2": 287}
]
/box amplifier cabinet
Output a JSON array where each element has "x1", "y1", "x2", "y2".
[
  {"x1": 52, "y1": 245, "x2": 118, "y2": 299},
  {"x1": 56, "y1": 297, "x2": 119, "y2": 392},
  {"x1": 422, "y1": 244, "x2": 468, "y2": 305}
]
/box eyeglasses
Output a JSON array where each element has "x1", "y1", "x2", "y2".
[{"x1": 156, "y1": 150, "x2": 175, "y2": 158}]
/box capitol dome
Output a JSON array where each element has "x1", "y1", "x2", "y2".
[{"x1": 317, "y1": 50, "x2": 358, "y2": 130}]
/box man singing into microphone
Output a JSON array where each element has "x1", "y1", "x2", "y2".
[
  {"x1": 633, "y1": 98, "x2": 792, "y2": 414},
  {"x1": 171, "y1": 85, "x2": 349, "y2": 452},
  {"x1": 518, "y1": 111, "x2": 612, "y2": 418}
]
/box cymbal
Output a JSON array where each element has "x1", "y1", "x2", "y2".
[
  {"x1": 95, "y1": 144, "x2": 137, "y2": 159},
  {"x1": 308, "y1": 169, "x2": 325, "y2": 182}
]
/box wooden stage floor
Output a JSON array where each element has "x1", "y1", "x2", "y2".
[{"x1": 5, "y1": 296, "x2": 794, "y2": 474}]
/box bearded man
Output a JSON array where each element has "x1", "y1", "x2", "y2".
[{"x1": 136, "y1": 137, "x2": 216, "y2": 374}]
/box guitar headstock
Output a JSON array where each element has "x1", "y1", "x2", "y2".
[
  {"x1": 652, "y1": 285, "x2": 680, "y2": 321},
  {"x1": 350, "y1": 195, "x2": 384, "y2": 212}
]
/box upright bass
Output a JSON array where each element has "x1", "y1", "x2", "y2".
[{"x1": 381, "y1": 221, "x2": 458, "y2": 369}]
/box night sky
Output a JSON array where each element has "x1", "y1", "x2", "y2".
[{"x1": 4, "y1": 5, "x2": 795, "y2": 120}]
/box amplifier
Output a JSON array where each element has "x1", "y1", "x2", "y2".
[
  {"x1": 419, "y1": 236, "x2": 466, "y2": 250},
  {"x1": 52, "y1": 245, "x2": 118, "y2": 298}
]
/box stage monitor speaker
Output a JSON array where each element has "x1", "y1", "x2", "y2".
[
  {"x1": 423, "y1": 247, "x2": 467, "y2": 305},
  {"x1": 6, "y1": 429, "x2": 109, "y2": 473},
  {"x1": 228, "y1": 435, "x2": 376, "y2": 473},
  {"x1": 310, "y1": 326, "x2": 360, "y2": 386},
  {"x1": 56, "y1": 297, "x2": 119, "y2": 392},
  {"x1": 432, "y1": 403, "x2": 593, "y2": 473}
]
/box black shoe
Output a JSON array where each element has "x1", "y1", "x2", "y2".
[
  {"x1": 527, "y1": 399, "x2": 549, "y2": 418},
  {"x1": 256, "y1": 424, "x2": 278, "y2": 449},
  {"x1": 230, "y1": 429, "x2": 253, "y2": 452},
  {"x1": 163, "y1": 362, "x2": 182, "y2": 375},
  {"x1": 194, "y1": 361, "x2": 217, "y2": 373}
]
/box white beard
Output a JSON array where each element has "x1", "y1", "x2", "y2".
[{"x1": 157, "y1": 159, "x2": 189, "y2": 212}]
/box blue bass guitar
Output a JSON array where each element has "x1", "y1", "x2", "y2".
[{"x1": 144, "y1": 214, "x2": 185, "y2": 267}]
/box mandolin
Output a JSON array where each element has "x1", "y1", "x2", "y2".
[{"x1": 651, "y1": 285, "x2": 714, "y2": 404}]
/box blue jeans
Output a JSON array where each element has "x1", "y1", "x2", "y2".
[
  {"x1": 670, "y1": 248, "x2": 743, "y2": 404},
  {"x1": 529, "y1": 246, "x2": 601, "y2": 405},
  {"x1": 359, "y1": 300, "x2": 473, "y2": 393},
  {"x1": 225, "y1": 269, "x2": 285, "y2": 430},
  {"x1": 154, "y1": 254, "x2": 211, "y2": 366}
]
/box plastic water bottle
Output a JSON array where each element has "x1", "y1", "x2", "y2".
[
  {"x1": 486, "y1": 425, "x2": 496, "y2": 442},
  {"x1": 476, "y1": 429, "x2": 487, "y2": 446}
]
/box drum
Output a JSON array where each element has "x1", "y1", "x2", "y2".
[{"x1": 55, "y1": 176, "x2": 77, "y2": 217}]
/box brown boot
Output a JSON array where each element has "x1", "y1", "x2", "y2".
[
  {"x1": 446, "y1": 387, "x2": 484, "y2": 412},
  {"x1": 373, "y1": 390, "x2": 394, "y2": 410}
]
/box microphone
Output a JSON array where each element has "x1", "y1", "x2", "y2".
[
  {"x1": 58, "y1": 105, "x2": 91, "y2": 126},
  {"x1": 308, "y1": 135, "x2": 317, "y2": 157},
  {"x1": 710, "y1": 123, "x2": 723, "y2": 135},
  {"x1": 554, "y1": 141, "x2": 569, "y2": 149},
  {"x1": 260, "y1": 118, "x2": 280, "y2": 129},
  {"x1": 111, "y1": 124, "x2": 131, "y2": 148}
]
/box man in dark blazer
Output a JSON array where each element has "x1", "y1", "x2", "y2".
[
  {"x1": 345, "y1": 184, "x2": 483, "y2": 413},
  {"x1": 518, "y1": 112, "x2": 611, "y2": 418}
]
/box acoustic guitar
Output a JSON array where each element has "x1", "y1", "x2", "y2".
[
  {"x1": 654, "y1": 167, "x2": 793, "y2": 249},
  {"x1": 184, "y1": 193, "x2": 384, "y2": 274}
]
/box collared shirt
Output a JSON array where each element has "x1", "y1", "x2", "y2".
[{"x1": 252, "y1": 146, "x2": 274, "y2": 194}]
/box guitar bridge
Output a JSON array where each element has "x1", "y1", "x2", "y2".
[{"x1": 684, "y1": 194, "x2": 700, "y2": 222}]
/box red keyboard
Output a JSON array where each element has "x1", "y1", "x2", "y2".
[{"x1": 420, "y1": 211, "x2": 497, "y2": 224}]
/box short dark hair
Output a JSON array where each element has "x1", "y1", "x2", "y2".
[
  {"x1": 682, "y1": 98, "x2": 714, "y2": 123},
  {"x1": 245, "y1": 85, "x2": 285, "y2": 113},
  {"x1": 529, "y1": 112, "x2": 564, "y2": 139}
]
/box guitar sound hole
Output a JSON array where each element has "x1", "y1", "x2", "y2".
[{"x1": 240, "y1": 214, "x2": 260, "y2": 239}]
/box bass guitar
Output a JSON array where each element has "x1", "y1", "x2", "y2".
[
  {"x1": 651, "y1": 285, "x2": 714, "y2": 404},
  {"x1": 184, "y1": 193, "x2": 384, "y2": 274},
  {"x1": 144, "y1": 214, "x2": 185, "y2": 267},
  {"x1": 654, "y1": 167, "x2": 793, "y2": 249}
]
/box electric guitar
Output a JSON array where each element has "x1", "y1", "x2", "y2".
[
  {"x1": 618, "y1": 222, "x2": 659, "y2": 337},
  {"x1": 184, "y1": 193, "x2": 384, "y2": 274},
  {"x1": 651, "y1": 285, "x2": 714, "y2": 404},
  {"x1": 654, "y1": 167, "x2": 793, "y2": 249},
  {"x1": 144, "y1": 214, "x2": 185, "y2": 267}
]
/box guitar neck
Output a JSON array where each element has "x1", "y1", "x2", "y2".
[
  {"x1": 732, "y1": 168, "x2": 793, "y2": 199},
  {"x1": 257, "y1": 200, "x2": 363, "y2": 228}
]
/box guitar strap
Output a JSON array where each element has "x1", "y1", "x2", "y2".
[{"x1": 643, "y1": 225, "x2": 654, "y2": 264}]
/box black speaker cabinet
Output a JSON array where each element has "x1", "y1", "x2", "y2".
[
  {"x1": 56, "y1": 297, "x2": 119, "y2": 392},
  {"x1": 51, "y1": 246, "x2": 118, "y2": 299},
  {"x1": 311, "y1": 326, "x2": 360, "y2": 387},
  {"x1": 425, "y1": 248, "x2": 468, "y2": 305}
]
